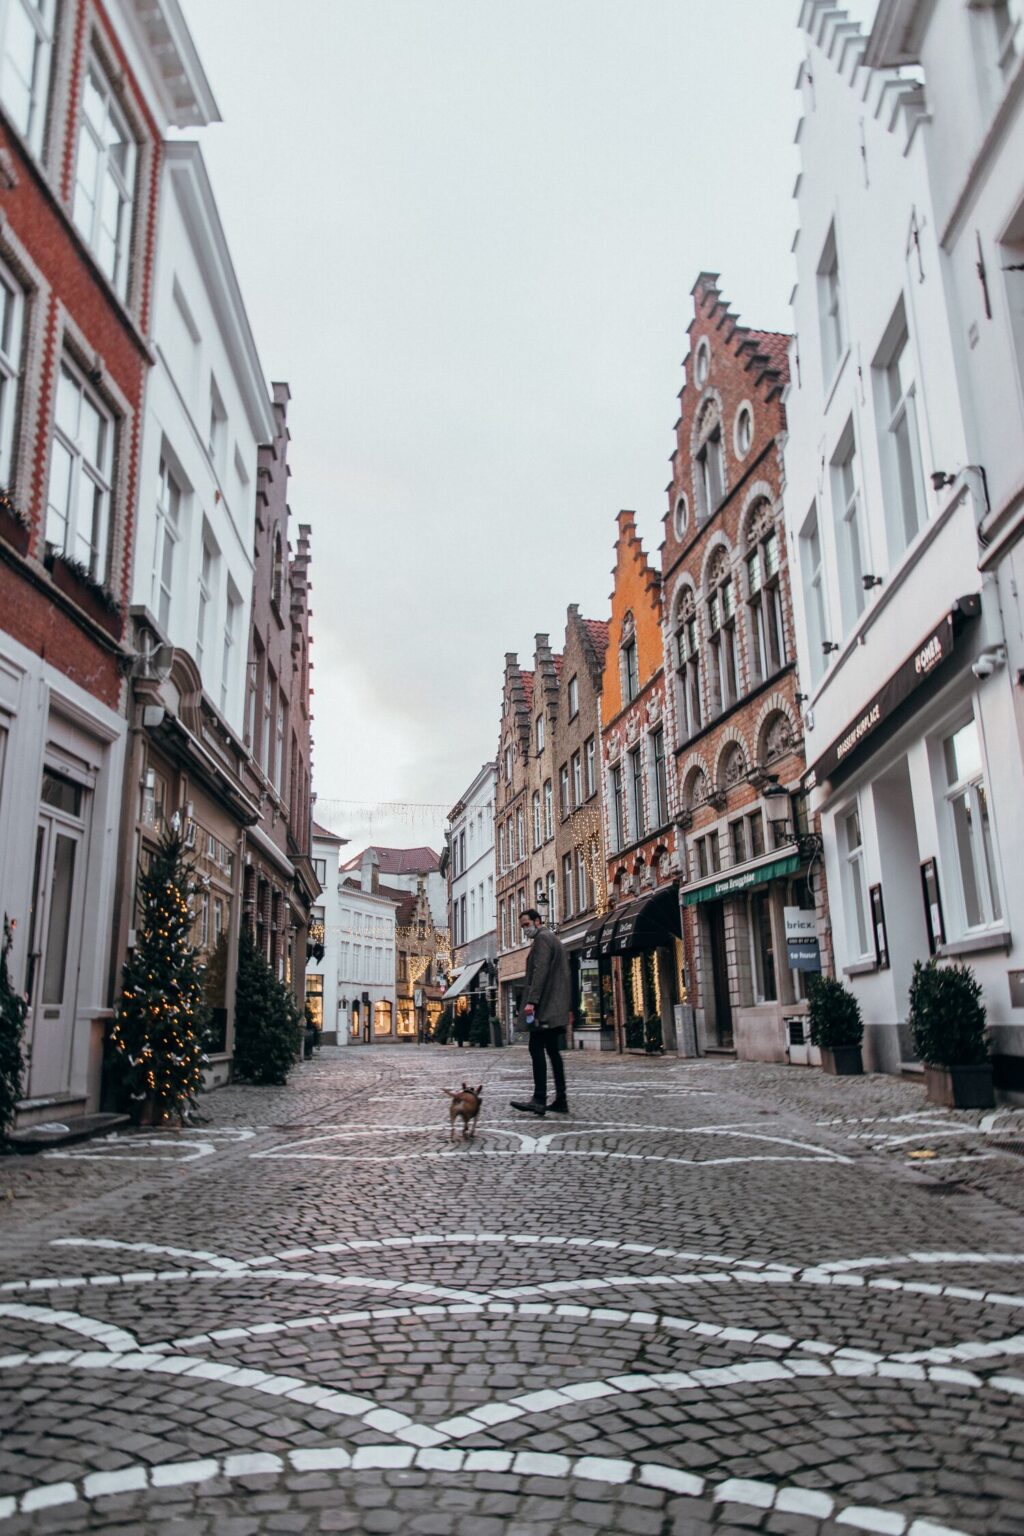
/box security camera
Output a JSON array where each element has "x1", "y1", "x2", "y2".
[{"x1": 971, "y1": 645, "x2": 1007, "y2": 680}]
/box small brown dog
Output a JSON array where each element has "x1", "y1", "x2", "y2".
[{"x1": 444, "y1": 1082, "x2": 483, "y2": 1142}]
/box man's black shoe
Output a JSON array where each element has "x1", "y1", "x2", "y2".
[
  {"x1": 546, "y1": 1100, "x2": 569, "y2": 1114},
  {"x1": 510, "y1": 1099, "x2": 546, "y2": 1116}
]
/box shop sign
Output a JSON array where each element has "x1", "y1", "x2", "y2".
[
  {"x1": 682, "y1": 853, "x2": 799, "y2": 907},
  {"x1": 806, "y1": 607, "x2": 974, "y2": 789},
  {"x1": 784, "y1": 906, "x2": 821, "y2": 972}
]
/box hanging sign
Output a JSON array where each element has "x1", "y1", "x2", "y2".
[{"x1": 784, "y1": 906, "x2": 821, "y2": 972}]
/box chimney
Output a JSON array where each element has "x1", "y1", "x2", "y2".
[{"x1": 360, "y1": 848, "x2": 380, "y2": 894}]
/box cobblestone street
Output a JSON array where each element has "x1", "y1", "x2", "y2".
[{"x1": 2, "y1": 1047, "x2": 1024, "y2": 1536}]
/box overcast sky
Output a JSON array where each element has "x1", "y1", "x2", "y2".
[{"x1": 179, "y1": 0, "x2": 879, "y2": 855}]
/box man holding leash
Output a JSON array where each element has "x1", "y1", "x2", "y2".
[{"x1": 510, "y1": 908, "x2": 570, "y2": 1117}]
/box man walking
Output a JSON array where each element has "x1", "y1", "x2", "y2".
[{"x1": 510, "y1": 908, "x2": 570, "y2": 1117}]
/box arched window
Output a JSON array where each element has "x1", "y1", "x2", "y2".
[
  {"x1": 673, "y1": 588, "x2": 702, "y2": 744},
  {"x1": 695, "y1": 399, "x2": 725, "y2": 522},
  {"x1": 746, "y1": 500, "x2": 786, "y2": 682},
  {"x1": 705, "y1": 547, "x2": 739, "y2": 714},
  {"x1": 272, "y1": 530, "x2": 284, "y2": 609}
]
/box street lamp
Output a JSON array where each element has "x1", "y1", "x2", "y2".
[{"x1": 536, "y1": 890, "x2": 550, "y2": 923}]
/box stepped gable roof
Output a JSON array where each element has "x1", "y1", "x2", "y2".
[
  {"x1": 685, "y1": 275, "x2": 791, "y2": 403},
  {"x1": 747, "y1": 330, "x2": 791, "y2": 374},
  {"x1": 340, "y1": 846, "x2": 440, "y2": 875}
]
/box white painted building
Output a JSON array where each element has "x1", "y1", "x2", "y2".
[
  {"x1": 312, "y1": 838, "x2": 399, "y2": 1045},
  {"x1": 134, "y1": 140, "x2": 273, "y2": 732},
  {"x1": 339, "y1": 845, "x2": 447, "y2": 929},
  {"x1": 447, "y1": 763, "x2": 497, "y2": 964},
  {"x1": 786, "y1": 1, "x2": 1024, "y2": 1086}
]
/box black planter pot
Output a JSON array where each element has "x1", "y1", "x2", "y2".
[
  {"x1": 924, "y1": 1062, "x2": 994, "y2": 1109},
  {"x1": 821, "y1": 1044, "x2": 864, "y2": 1076}
]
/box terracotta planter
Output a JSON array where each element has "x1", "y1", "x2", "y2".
[
  {"x1": 0, "y1": 502, "x2": 30, "y2": 557},
  {"x1": 49, "y1": 556, "x2": 123, "y2": 640},
  {"x1": 821, "y1": 1044, "x2": 864, "y2": 1076},
  {"x1": 923, "y1": 1062, "x2": 994, "y2": 1109}
]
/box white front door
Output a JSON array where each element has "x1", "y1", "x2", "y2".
[{"x1": 26, "y1": 770, "x2": 88, "y2": 1099}]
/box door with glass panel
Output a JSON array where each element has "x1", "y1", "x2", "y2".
[{"x1": 26, "y1": 770, "x2": 88, "y2": 1098}]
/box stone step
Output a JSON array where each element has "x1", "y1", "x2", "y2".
[{"x1": 5, "y1": 1111, "x2": 130, "y2": 1153}]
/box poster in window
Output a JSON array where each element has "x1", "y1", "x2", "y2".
[
  {"x1": 869, "y1": 884, "x2": 889, "y2": 970},
  {"x1": 920, "y1": 858, "x2": 945, "y2": 955}
]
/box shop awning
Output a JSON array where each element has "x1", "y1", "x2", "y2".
[
  {"x1": 606, "y1": 886, "x2": 682, "y2": 954},
  {"x1": 681, "y1": 850, "x2": 800, "y2": 907},
  {"x1": 578, "y1": 914, "x2": 611, "y2": 961},
  {"x1": 440, "y1": 960, "x2": 488, "y2": 1002}
]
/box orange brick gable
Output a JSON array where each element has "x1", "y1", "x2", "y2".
[{"x1": 601, "y1": 510, "x2": 664, "y2": 724}]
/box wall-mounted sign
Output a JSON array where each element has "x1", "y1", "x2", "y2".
[
  {"x1": 869, "y1": 884, "x2": 889, "y2": 970},
  {"x1": 920, "y1": 858, "x2": 945, "y2": 955},
  {"x1": 806, "y1": 598, "x2": 979, "y2": 790},
  {"x1": 682, "y1": 853, "x2": 799, "y2": 907},
  {"x1": 784, "y1": 905, "x2": 821, "y2": 972}
]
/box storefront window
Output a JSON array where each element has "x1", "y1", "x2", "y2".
[
  {"x1": 942, "y1": 716, "x2": 1001, "y2": 930},
  {"x1": 374, "y1": 998, "x2": 392, "y2": 1035},
  {"x1": 305, "y1": 973, "x2": 324, "y2": 1028},
  {"x1": 750, "y1": 892, "x2": 777, "y2": 1003},
  {"x1": 577, "y1": 957, "x2": 601, "y2": 1029},
  {"x1": 396, "y1": 1004, "x2": 415, "y2": 1036}
]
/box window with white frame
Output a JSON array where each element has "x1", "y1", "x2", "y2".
[
  {"x1": 693, "y1": 338, "x2": 710, "y2": 388},
  {"x1": 568, "y1": 674, "x2": 579, "y2": 717},
  {"x1": 543, "y1": 778, "x2": 553, "y2": 839},
  {"x1": 73, "y1": 61, "x2": 137, "y2": 298},
  {"x1": 559, "y1": 763, "x2": 569, "y2": 819},
  {"x1": 874, "y1": 306, "x2": 926, "y2": 558},
  {"x1": 196, "y1": 536, "x2": 214, "y2": 671},
  {"x1": 503, "y1": 744, "x2": 512, "y2": 782},
  {"x1": 562, "y1": 852, "x2": 574, "y2": 919},
  {"x1": 575, "y1": 847, "x2": 588, "y2": 913},
  {"x1": 584, "y1": 735, "x2": 596, "y2": 797},
  {"x1": 831, "y1": 426, "x2": 866, "y2": 633},
  {"x1": 674, "y1": 587, "x2": 703, "y2": 742},
  {"x1": 274, "y1": 697, "x2": 285, "y2": 795},
  {"x1": 0, "y1": 260, "x2": 24, "y2": 489},
  {"x1": 694, "y1": 399, "x2": 725, "y2": 522},
  {"x1": 674, "y1": 492, "x2": 689, "y2": 539},
  {"x1": 746, "y1": 501, "x2": 786, "y2": 682},
  {"x1": 535, "y1": 713, "x2": 544, "y2": 754},
  {"x1": 497, "y1": 816, "x2": 506, "y2": 872},
  {"x1": 45, "y1": 360, "x2": 113, "y2": 579},
  {"x1": 609, "y1": 761, "x2": 625, "y2": 852},
  {"x1": 749, "y1": 891, "x2": 777, "y2": 1003},
  {"x1": 532, "y1": 789, "x2": 542, "y2": 849},
  {"x1": 500, "y1": 900, "x2": 508, "y2": 951},
  {"x1": 817, "y1": 223, "x2": 845, "y2": 383},
  {"x1": 799, "y1": 504, "x2": 830, "y2": 683},
  {"x1": 649, "y1": 727, "x2": 668, "y2": 828},
  {"x1": 941, "y1": 716, "x2": 1002, "y2": 931},
  {"x1": 571, "y1": 750, "x2": 583, "y2": 809},
  {"x1": 546, "y1": 869, "x2": 557, "y2": 925},
  {"x1": 706, "y1": 547, "x2": 739, "y2": 714},
  {"x1": 153, "y1": 456, "x2": 181, "y2": 632},
  {"x1": 516, "y1": 807, "x2": 524, "y2": 861},
  {"x1": 220, "y1": 585, "x2": 239, "y2": 717},
  {"x1": 628, "y1": 745, "x2": 645, "y2": 842},
  {"x1": 840, "y1": 803, "x2": 870, "y2": 959},
  {"x1": 0, "y1": 0, "x2": 55, "y2": 153},
  {"x1": 735, "y1": 404, "x2": 753, "y2": 459}
]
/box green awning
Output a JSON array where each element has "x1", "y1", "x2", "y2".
[{"x1": 681, "y1": 852, "x2": 800, "y2": 907}]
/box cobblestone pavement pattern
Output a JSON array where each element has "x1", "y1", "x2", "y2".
[{"x1": 2, "y1": 1047, "x2": 1024, "y2": 1536}]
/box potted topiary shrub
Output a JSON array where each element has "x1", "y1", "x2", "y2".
[
  {"x1": 908, "y1": 959, "x2": 993, "y2": 1108},
  {"x1": 807, "y1": 974, "x2": 864, "y2": 1076}
]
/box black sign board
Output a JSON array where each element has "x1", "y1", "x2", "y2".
[{"x1": 806, "y1": 602, "x2": 976, "y2": 790}]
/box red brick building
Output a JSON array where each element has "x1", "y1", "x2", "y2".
[
  {"x1": 661, "y1": 274, "x2": 828, "y2": 1061},
  {"x1": 0, "y1": 1, "x2": 216, "y2": 1122},
  {"x1": 601, "y1": 511, "x2": 684, "y2": 1052},
  {"x1": 241, "y1": 383, "x2": 318, "y2": 1010},
  {"x1": 494, "y1": 653, "x2": 534, "y2": 1034}
]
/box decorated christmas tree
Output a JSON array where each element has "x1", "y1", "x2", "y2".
[
  {"x1": 109, "y1": 821, "x2": 208, "y2": 1125},
  {"x1": 0, "y1": 914, "x2": 27, "y2": 1139}
]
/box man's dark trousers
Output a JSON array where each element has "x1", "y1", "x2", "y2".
[{"x1": 529, "y1": 1026, "x2": 566, "y2": 1104}]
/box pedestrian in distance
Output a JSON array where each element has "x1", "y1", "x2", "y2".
[{"x1": 510, "y1": 908, "x2": 570, "y2": 1117}]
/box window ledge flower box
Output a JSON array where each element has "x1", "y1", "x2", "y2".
[
  {"x1": 0, "y1": 494, "x2": 31, "y2": 557},
  {"x1": 46, "y1": 551, "x2": 124, "y2": 641}
]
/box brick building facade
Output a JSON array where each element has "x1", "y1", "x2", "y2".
[
  {"x1": 0, "y1": 0, "x2": 216, "y2": 1123},
  {"x1": 661, "y1": 274, "x2": 828, "y2": 1061},
  {"x1": 494, "y1": 653, "x2": 534, "y2": 1035},
  {"x1": 241, "y1": 383, "x2": 318, "y2": 1010},
  {"x1": 552, "y1": 605, "x2": 610, "y2": 1047},
  {"x1": 601, "y1": 511, "x2": 684, "y2": 1052}
]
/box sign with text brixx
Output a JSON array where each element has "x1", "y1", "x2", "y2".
[{"x1": 784, "y1": 906, "x2": 821, "y2": 972}]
